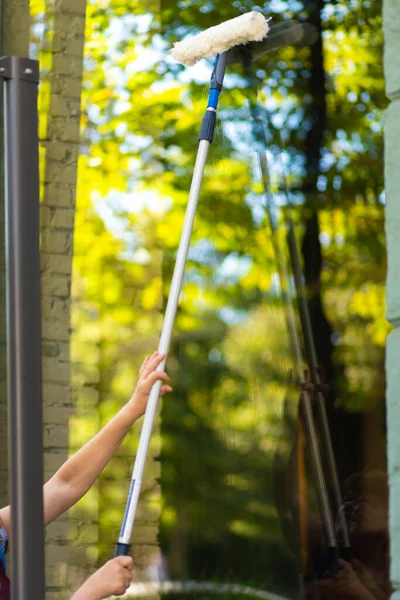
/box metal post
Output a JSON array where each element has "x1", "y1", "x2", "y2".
[{"x1": 0, "y1": 55, "x2": 45, "y2": 599}]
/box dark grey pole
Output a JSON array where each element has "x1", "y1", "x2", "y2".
[{"x1": 0, "y1": 56, "x2": 45, "y2": 600}]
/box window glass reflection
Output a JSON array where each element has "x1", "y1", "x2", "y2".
[{"x1": 23, "y1": 0, "x2": 389, "y2": 597}]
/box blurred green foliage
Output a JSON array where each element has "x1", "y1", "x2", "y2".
[{"x1": 31, "y1": 0, "x2": 388, "y2": 594}]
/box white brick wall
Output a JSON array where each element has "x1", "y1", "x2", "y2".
[
  {"x1": 1, "y1": 0, "x2": 30, "y2": 56},
  {"x1": 40, "y1": 0, "x2": 87, "y2": 596}
]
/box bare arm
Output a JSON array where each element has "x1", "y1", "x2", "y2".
[
  {"x1": 0, "y1": 352, "x2": 171, "y2": 534},
  {"x1": 70, "y1": 556, "x2": 133, "y2": 600}
]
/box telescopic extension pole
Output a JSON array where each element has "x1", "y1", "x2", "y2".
[{"x1": 115, "y1": 54, "x2": 228, "y2": 556}]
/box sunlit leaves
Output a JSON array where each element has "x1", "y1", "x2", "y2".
[{"x1": 31, "y1": 0, "x2": 388, "y2": 582}]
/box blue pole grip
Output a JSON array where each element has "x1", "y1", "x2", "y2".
[{"x1": 208, "y1": 88, "x2": 220, "y2": 109}]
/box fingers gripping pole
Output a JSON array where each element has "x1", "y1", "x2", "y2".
[{"x1": 116, "y1": 54, "x2": 227, "y2": 556}]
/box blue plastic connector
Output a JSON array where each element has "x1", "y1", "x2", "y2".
[
  {"x1": 208, "y1": 88, "x2": 220, "y2": 109},
  {"x1": 198, "y1": 53, "x2": 227, "y2": 143}
]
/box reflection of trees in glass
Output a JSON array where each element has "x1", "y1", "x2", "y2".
[{"x1": 56, "y1": 0, "x2": 388, "y2": 594}]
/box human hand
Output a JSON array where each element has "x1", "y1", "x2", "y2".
[
  {"x1": 316, "y1": 559, "x2": 375, "y2": 600},
  {"x1": 351, "y1": 559, "x2": 389, "y2": 600},
  {"x1": 126, "y1": 352, "x2": 172, "y2": 420},
  {"x1": 351, "y1": 559, "x2": 376, "y2": 591},
  {"x1": 71, "y1": 556, "x2": 133, "y2": 600}
]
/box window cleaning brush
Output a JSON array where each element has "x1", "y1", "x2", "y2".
[{"x1": 171, "y1": 11, "x2": 269, "y2": 66}]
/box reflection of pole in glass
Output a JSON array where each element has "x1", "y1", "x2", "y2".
[{"x1": 232, "y1": 27, "x2": 354, "y2": 569}]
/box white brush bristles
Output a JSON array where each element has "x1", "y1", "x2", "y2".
[{"x1": 171, "y1": 11, "x2": 269, "y2": 66}]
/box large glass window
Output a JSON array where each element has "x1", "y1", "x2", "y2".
[{"x1": 1, "y1": 0, "x2": 388, "y2": 598}]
